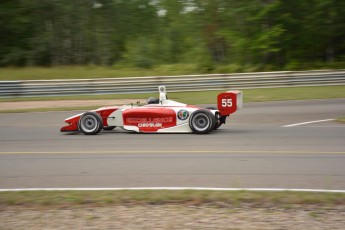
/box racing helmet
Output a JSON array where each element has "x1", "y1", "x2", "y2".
[{"x1": 147, "y1": 97, "x2": 159, "y2": 104}]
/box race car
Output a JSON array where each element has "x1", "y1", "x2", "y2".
[{"x1": 60, "y1": 86, "x2": 243, "y2": 135}]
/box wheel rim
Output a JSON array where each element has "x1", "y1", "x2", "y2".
[
  {"x1": 80, "y1": 115, "x2": 99, "y2": 133},
  {"x1": 192, "y1": 113, "x2": 210, "y2": 132}
]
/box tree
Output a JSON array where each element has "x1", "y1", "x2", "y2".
[{"x1": 0, "y1": 0, "x2": 344, "y2": 69}]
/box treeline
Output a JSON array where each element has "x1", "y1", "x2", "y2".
[{"x1": 1, "y1": 0, "x2": 345, "y2": 70}]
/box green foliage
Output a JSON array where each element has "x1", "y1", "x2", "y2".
[{"x1": 0, "y1": 0, "x2": 345, "y2": 69}]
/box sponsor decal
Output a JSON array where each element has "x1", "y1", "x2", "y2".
[
  {"x1": 125, "y1": 117, "x2": 173, "y2": 129},
  {"x1": 126, "y1": 117, "x2": 173, "y2": 123},
  {"x1": 123, "y1": 108, "x2": 176, "y2": 132},
  {"x1": 177, "y1": 109, "x2": 189, "y2": 120},
  {"x1": 138, "y1": 123, "x2": 162, "y2": 128}
]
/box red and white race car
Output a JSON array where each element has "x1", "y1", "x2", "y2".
[{"x1": 60, "y1": 86, "x2": 242, "y2": 135}]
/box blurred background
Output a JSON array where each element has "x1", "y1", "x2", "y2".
[{"x1": 1, "y1": 0, "x2": 345, "y2": 75}]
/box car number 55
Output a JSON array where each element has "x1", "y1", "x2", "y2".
[{"x1": 221, "y1": 98, "x2": 233, "y2": 107}]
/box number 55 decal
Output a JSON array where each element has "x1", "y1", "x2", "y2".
[
  {"x1": 221, "y1": 98, "x2": 233, "y2": 107},
  {"x1": 217, "y1": 92, "x2": 239, "y2": 116}
]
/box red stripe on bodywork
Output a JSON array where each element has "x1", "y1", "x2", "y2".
[{"x1": 96, "y1": 108, "x2": 118, "y2": 126}]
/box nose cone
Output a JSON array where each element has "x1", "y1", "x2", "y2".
[{"x1": 60, "y1": 114, "x2": 82, "y2": 132}]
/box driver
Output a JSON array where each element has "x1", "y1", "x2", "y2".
[{"x1": 147, "y1": 97, "x2": 159, "y2": 104}]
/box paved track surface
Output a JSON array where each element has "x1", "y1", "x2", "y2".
[{"x1": 0, "y1": 99, "x2": 344, "y2": 189}]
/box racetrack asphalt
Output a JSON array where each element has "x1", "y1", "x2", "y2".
[{"x1": 0, "y1": 98, "x2": 344, "y2": 190}]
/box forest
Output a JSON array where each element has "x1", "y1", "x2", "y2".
[{"x1": 1, "y1": 0, "x2": 345, "y2": 72}]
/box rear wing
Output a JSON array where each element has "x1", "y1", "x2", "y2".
[{"x1": 217, "y1": 90, "x2": 243, "y2": 116}]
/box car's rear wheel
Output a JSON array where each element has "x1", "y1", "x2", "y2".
[
  {"x1": 206, "y1": 106, "x2": 222, "y2": 130},
  {"x1": 189, "y1": 109, "x2": 216, "y2": 134},
  {"x1": 78, "y1": 112, "x2": 103, "y2": 135}
]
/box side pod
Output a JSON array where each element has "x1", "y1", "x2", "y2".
[{"x1": 217, "y1": 90, "x2": 243, "y2": 116}]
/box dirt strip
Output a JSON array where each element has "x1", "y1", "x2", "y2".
[{"x1": 1, "y1": 205, "x2": 344, "y2": 230}]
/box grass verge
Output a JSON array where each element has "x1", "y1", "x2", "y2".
[
  {"x1": 0, "y1": 190, "x2": 344, "y2": 208},
  {"x1": 1, "y1": 85, "x2": 344, "y2": 113},
  {"x1": 0, "y1": 65, "x2": 206, "y2": 81},
  {"x1": 1, "y1": 85, "x2": 345, "y2": 106},
  {"x1": 336, "y1": 117, "x2": 345, "y2": 123},
  {"x1": 1, "y1": 65, "x2": 345, "y2": 81}
]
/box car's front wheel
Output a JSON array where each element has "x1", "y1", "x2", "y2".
[
  {"x1": 189, "y1": 109, "x2": 216, "y2": 134},
  {"x1": 78, "y1": 112, "x2": 103, "y2": 135}
]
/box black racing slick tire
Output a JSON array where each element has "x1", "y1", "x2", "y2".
[
  {"x1": 103, "y1": 126, "x2": 116, "y2": 131},
  {"x1": 206, "y1": 106, "x2": 222, "y2": 130},
  {"x1": 78, "y1": 112, "x2": 103, "y2": 135},
  {"x1": 189, "y1": 109, "x2": 216, "y2": 134}
]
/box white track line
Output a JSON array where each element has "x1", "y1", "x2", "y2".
[
  {"x1": 1, "y1": 187, "x2": 345, "y2": 193},
  {"x1": 1, "y1": 150, "x2": 345, "y2": 154},
  {"x1": 282, "y1": 119, "x2": 335, "y2": 127}
]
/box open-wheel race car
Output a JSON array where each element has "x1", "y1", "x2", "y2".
[{"x1": 60, "y1": 86, "x2": 243, "y2": 135}]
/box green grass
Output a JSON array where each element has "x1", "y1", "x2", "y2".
[
  {"x1": 0, "y1": 66, "x2": 139, "y2": 80},
  {"x1": 1, "y1": 85, "x2": 344, "y2": 113},
  {"x1": 0, "y1": 85, "x2": 344, "y2": 113},
  {"x1": 336, "y1": 117, "x2": 345, "y2": 123},
  {"x1": 169, "y1": 85, "x2": 345, "y2": 104},
  {"x1": 0, "y1": 65, "x2": 206, "y2": 81},
  {"x1": 1, "y1": 85, "x2": 344, "y2": 106},
  {"x1": 0, "y1": 93, "x2": 150, "y2": 102},
  {"x1": 0, "y1": 190, "x2": 344, "y2": 208},
  {"x1": 241, "y1": 85, "x2": 345, "y2": 102},
  {"x1": 1, "y1": 65, "x2": 345, "y2": 81}
]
